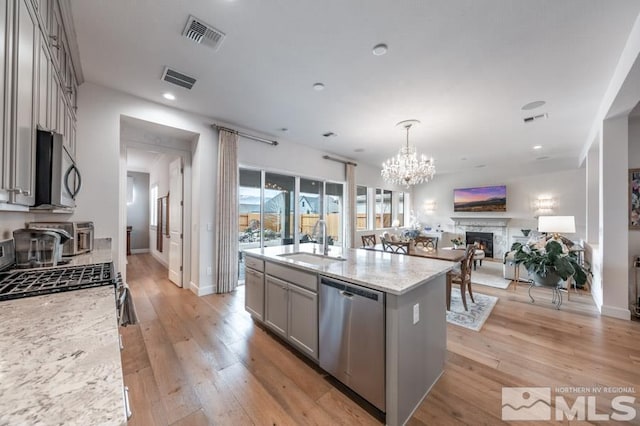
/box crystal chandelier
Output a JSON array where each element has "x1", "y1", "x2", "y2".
[{"x1": 381, "y1": 119, "x2": 436, "y2": 187}]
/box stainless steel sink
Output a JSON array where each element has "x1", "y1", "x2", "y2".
[{"x1": 277, "y1": 252, "x2": 346, "y2": 266}]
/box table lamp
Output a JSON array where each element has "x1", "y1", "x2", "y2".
[{"x1": 538, "y1": 215, "x2": 575, "y2": 241}]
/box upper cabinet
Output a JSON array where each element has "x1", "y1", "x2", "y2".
[{"x1": 0, "y1": 0, "x2": 81, "y2": 209}]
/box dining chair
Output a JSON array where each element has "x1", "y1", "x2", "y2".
[
  {"x1": 381, "y1": 237, "x2": 410, "y2": 254},
  {"x1": 446, "y1": 244, "x2": 476, "y2": 311},
  {"x1": 413, "y1": 235, "x2": 437, "y2": 250},
  {"x1": 361, "y1": 234, "x2": 377, "y2": 247}
]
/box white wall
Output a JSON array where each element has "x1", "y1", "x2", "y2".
[
  {"x1": 600, "y1": 115, "x2": 631, "y2": 320},
  {"x1": 628, "y1": 115, "x2": 640, "y2": 310},
  {"x1": 411, "y1": 167, "x2": 587, "y2": 242},
  {"x1": 75, "y1": 82, "x2": 216, "y2": 294},
  {"x1": 147, "y1": 153, "x2": 178, "y2": 267}
]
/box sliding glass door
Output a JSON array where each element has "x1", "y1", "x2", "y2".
[{"x1": 264, "y1": 173, "x2": 296, "y2": 245}]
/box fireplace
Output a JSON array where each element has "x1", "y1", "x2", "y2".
[{"x1": 466, "y1": 232, "x2": 494, "y2": 258}]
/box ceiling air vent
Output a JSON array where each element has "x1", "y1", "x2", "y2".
[
  {"x1": 182, "y1": 15, "x2": 225, "y2": 51},
  {"x1": 523, "y1": 113, "x2": 548, "y2": 123},
  {"x1": 161, "y1": 67, "x2": 197, "y2": 90}
]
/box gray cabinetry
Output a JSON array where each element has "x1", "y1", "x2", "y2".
[
  {"x1": 262, "y1": 261, "x2": 319, "y2": 361},
  {"x1": 10, "y1": 0, "x2": 37, "y2": 206},
  {"x1": 0, "y1": 0, "x2": 9, "y2": 203},
  {"x1": 244, "y1": 255, "x2": 264, "y2": 321},
  {"x1": 287, "y1": 282, "x2": 318, "y2": 358},
  {"x1": 265, "y1": 275, "x2": 289, "y2": 337},
  {"x1": 0, "y1": 0, "x2": 79, "y2": 210}
]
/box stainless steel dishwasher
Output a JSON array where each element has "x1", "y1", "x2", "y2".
[{"x1": 319, "y1": 276, "x2": 385, "y2": 411}]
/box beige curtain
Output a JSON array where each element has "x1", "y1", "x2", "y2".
[
  {"x1": 214, "y1": 130, "x2": 239, "y2": 293},
  {"x1": 346, "y1": 163, "x2": 356, "y2": 248}
]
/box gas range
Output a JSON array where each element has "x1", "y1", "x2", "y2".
[{"x1": 0, "y1": 263, "x2": 116, "y2": 301}]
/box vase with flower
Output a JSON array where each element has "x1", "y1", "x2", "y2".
[{"x1": 450, "y1": 235, "x2": 464, "y2": 249}]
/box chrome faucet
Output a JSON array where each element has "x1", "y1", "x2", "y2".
[{"x1": 312, "y1": 219, "x2": 329, "y2": 255}]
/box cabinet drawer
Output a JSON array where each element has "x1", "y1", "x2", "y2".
[
  {"x1": 266, "y1": 262, "x2": 317, "y2": 292},
  {"x1": 245, "y1": 255, "x2": 264, "y2": 272}
]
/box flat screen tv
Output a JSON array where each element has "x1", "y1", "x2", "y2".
[{"x1": 453, "y1": 185, "x2": 506, "y2": 212}]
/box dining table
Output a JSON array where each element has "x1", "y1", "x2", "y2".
[{"x1": 362, "y1": 244, "x2": 466, "y2": 262}]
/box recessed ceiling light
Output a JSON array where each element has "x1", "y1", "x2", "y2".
[
  {"x1": 521, "y1": 100, "x2": 546, "y2": 110},
  {"x1": 533, "y1": 145, "x2": 543, "y2": 150},
  {"x1": 372, "y1": 43, "x2": 388, "y2": 56},
  {"x1": 313, "y1": 82, "x2": 325, "y2": 91},
  {"x1": 162, "y1": 92, "x2": 176, "y2": 100}
]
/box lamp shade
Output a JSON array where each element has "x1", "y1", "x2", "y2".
[{"x1": 538, "y1": 215, "x2": 575, "y2": 233}]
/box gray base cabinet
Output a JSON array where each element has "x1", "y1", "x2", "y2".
[
  {"x1": 244, "y1": 255, "x2": 265, "y2": 321},
  {"x1": 265, "y1": 275, "x2": 288, "y2": 337},
  {"x1": 258, "y1": 261, "x2": 319, "y2": 361},
  {"x1": 245, "y1": 267, "x2": 264, "y2": 321},
  {"x1": 287, "y1": 282, "x2": 318, "y2": 359}
]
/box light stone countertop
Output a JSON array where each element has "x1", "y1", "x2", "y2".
[
  {"x1": 243, "y1": 243, "x2": 456, "y2": 295},
  {"x1": 64, "y1": 237, "x2": 113, "y2": 266},
  {"x1": 0, "y1": 237, "x2": 125, "y2": 425}
]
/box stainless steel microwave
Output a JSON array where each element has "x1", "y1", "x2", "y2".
[{"x1": 33, "y1": 130, "x2": 81, "y2": 209}]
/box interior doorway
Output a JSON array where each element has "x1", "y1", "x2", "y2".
[{"x1": 119, "y1": 116, "x2": 197, "y2": 287}]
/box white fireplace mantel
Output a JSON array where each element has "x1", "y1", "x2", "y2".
[{"x1": 450, "y1": 217, "x2": 511, "y2": 227}]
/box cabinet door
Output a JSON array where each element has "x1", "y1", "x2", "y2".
[
  {"x1": 12, "y1": 0, "x2": 37, "y2": 206},
  {"x1": 245, "y1": 267, "x2": 264, "y2": 321},
  {"x1": 265, "y1": 275, "x2": 288, "y2": 338},
  {"x1": 288, "y1": 283, "x2": 318, "y2": 360},
  {"x1": 36, "y1": 32, "x2": 49, "y2": 130},
  {"x1": 0, "y1": 0, "x2": 9, "y2": 201}
]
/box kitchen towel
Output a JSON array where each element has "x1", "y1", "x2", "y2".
[{"x1": 118, "y1": 283, "x2": 138, "y2": 327}]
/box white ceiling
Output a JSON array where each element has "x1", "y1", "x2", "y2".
[{"x1": 70, "y1": 0, "x2": 640, "y2": 173}]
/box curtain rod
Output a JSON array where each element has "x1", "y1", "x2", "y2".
[
  {"x1": 212, "y1": 124, "x2": 278, "y2": 146},
  {"x1": 323, "y1": 155, "x2": 357, "y2": 167}
]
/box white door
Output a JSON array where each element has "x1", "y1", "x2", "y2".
[{"x1": 168, "y1": 158, "x2": 183, "y2": 287}]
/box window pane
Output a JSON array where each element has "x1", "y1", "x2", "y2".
[
  {"x1": 300, "y1": 178, "x2": 322, "y2": 242},
  {"x1": 264, "y1": 173, "x2": 296, "y2": 245},
  {"x1": 150, "y1": 184, "x2": 158, "y2": 226},
  {"x1": 398, "y1": 192, "x2": 405, "y2": 227},
  {"x1": 377, "y1": 189, "x2": 392, "y2": 228},
  {"x1": 325, "y1": 182, "x2": 343, "y2": 246},
  {"x1": 239, "y1": 169, "x2": 262, "y2": 247},
  {"x1": 356, "y1": 186, "x2": 367, "y2": 230}
]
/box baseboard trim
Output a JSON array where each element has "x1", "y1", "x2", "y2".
[
  {"x1": 601, "y1": 305, "x2": 631, "y2": 320},
  {"x1": 130, "y1": 248, "x2": 150, "y2": 254},
  {"x1": 196, "y1": 283, "x2": 214, "y2": 296},
  {"x1": 150, "y1": 251, "x2": 168, "y2": 268}
]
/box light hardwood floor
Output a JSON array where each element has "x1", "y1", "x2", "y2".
[{"x1": 123, "y1": 254, "x2": 640, "y2": 425}]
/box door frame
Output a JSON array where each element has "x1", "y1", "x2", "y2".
[{"x1": 118, "y1": 135, "x2": 194, "y2": 288}]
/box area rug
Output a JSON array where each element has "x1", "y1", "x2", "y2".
[
  {"x1": 446, "y1": 288, "x2": 498, "y2": 331},
  {"x1": 472, "y1": 260, "x2": 511, "y2": 289}
]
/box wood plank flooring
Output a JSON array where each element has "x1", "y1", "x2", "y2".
[{"x1": 122, "y1": 254, "x2": 640, "y2": 425}]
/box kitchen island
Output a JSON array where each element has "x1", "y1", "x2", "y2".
[
  {"x1": 243, "y1": 243, "x2": 455, "y2": 426},
  {"x1": 0, "y1": 239, "x2": 126, "y2": 425}
]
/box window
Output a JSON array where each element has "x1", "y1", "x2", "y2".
[
  {"x1": 150, "y1": 184, "x2": 158, "y2": 227},
  {"x1": 325, "y1": 182, "x2": 344, "y2": 245},
  {"x1": 300, "y1": 178, "x2": 323, "y2": 241},
  {"x1": 239, "y1": 169, "x2": 262, "y2": 245},
  {"x1": 397, "y1": 192, "x2": 405, "y2": 226},
  {"x1": 376, "y1": 189, "x2": 392, "y2": 228},
  {"x1": 264, "y1": 173, "x2": 296, "y2": 245},
  {"x1": 356, "y1": 185, "x2": 368, "y2": 230}
]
